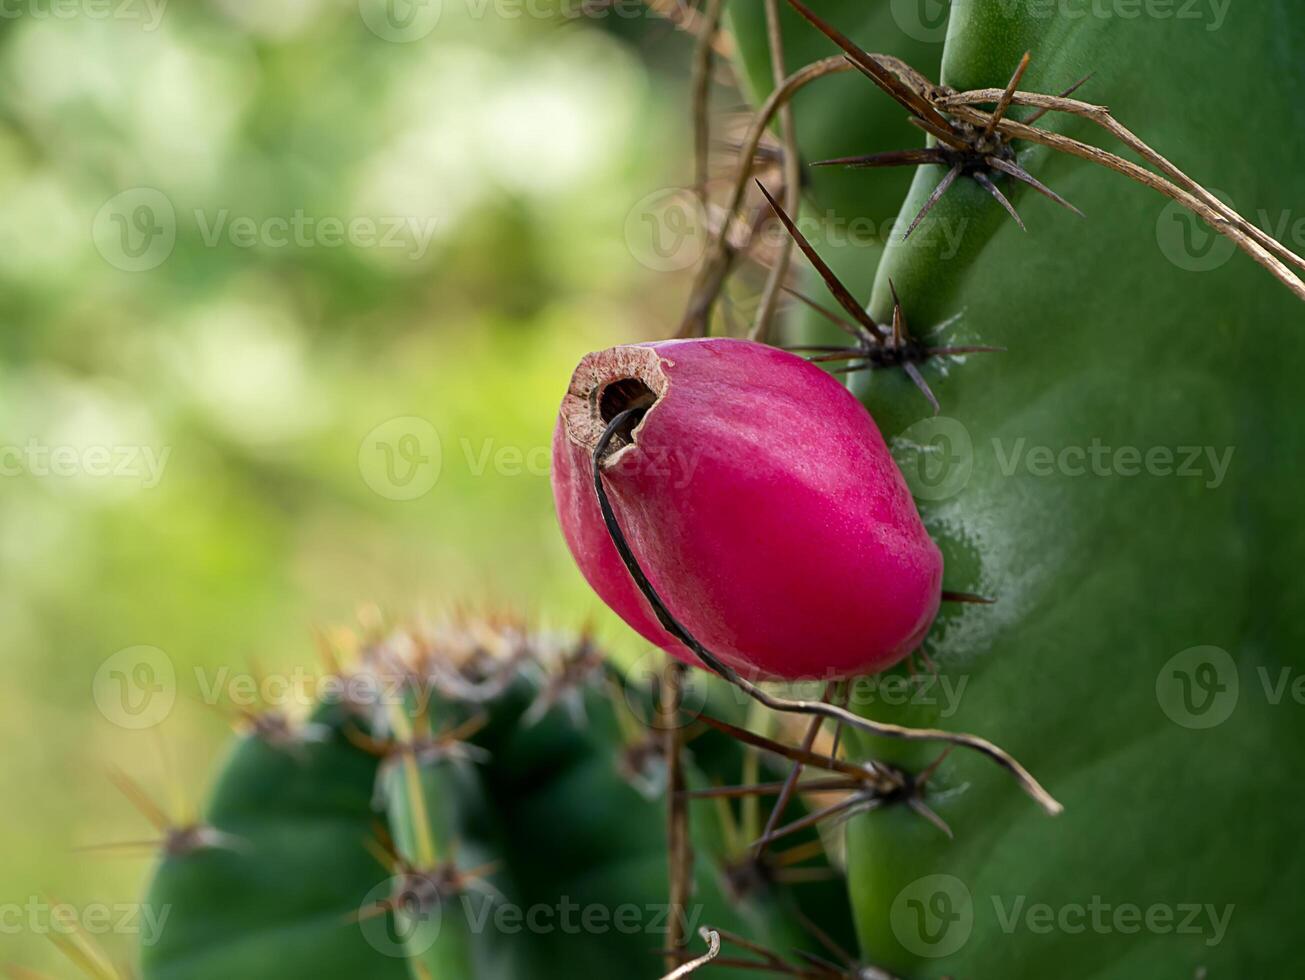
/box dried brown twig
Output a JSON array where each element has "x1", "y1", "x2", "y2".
[
  {"x1": 679, "y1": 56, "x2": 855, "y2": 337},
  {"x1": 638, "y1": 0, "x2": 734, "y2": 56},
  {"x1": 749, "y1": 0, "x2": 802, "y2": 343},
  {"x1": 787, "y1": 0, "x2": 1305, "y2": 301},
  {"x1": 786, "y1": 0, "x2": 1083, "y2": 236},
  {"x1": 659, "y1": 928, "x2": 722, "y2": 980},
  {"x1": 680, "y1": 0, "x2": 1305, "y2": 351},
  {"x1": 690, "y1": 0, "x2": 727, "y2": 205},
  {"x1": 663, "y1": 660, "x2": 693, "y2": 970},
  {"x1": 934, "y1": 87, "x2": 1305, "y2": 301}
]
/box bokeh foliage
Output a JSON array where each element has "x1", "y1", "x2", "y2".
[{"x1": 0, "y1": 3, "x2": 705, "y2": 973}]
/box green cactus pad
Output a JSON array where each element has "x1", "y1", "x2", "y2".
[
  {"x1": 140, "y1": 703, "x2": 408, "y2": 980},
  {"x1": 729, "y1": 2, "x2": 1305, "y2": 975}
]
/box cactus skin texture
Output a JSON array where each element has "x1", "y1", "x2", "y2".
[
  {"x1": 140, "y1": 625, "x2": 853, "y2": 980},
  {"x1": 141, "y1": 702, "x2": 410, "y2": 980},
  {"x1": 730, "y1": 2, "x2": 1305, "y2": 976}
]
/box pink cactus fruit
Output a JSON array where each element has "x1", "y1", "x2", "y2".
[{"x1": 551, "y1": 337, "x2": 943, "y2": 681}]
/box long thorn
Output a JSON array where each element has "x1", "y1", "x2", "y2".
[
  {"x1": 680, "y1": 778, "x2": 863, "y2": 800},
  {"x1": 754, "y1": 180, "x2": 885, "y2": 341},
  {"x1": 751, "y1": 795, "x2": 871, "y2": 850},
  {"x1": 781, "y1": 287, "x2": 863, "y2": 339},
  {"x1": 986, "y1": 155, "x2": 1084, "y2": 217},
  {"x1": 695, "y1": 713, "x2": 889, "y2": 785},
  {"x1": 792, "y1": 907, "x2": 857, "y2": 969},
  {"x1": 941, "y1": 590, "x2": 996, "y2": 604},
  {"x1": 908, "y1": 797, "x2": 954, "y2": 839},
  {"x1": 888, "y1": 278, "x2": 909, "y2": 346},
  {"x1": 906, "y1": 113, "x2": 974, "y2": 152},
  {"x1": 903, "y1": 162, "x2": 962, "y2": 241},
  {"x1": 108, "y1": 769, "x2": 170, "y2": 834},
  {"x1": 973, "y1": 170, "x2": 1027, "y2": 230},
  {"x1": 903, "y1": 361, "x2": 940, "y2": 415},
  {"x1": 805, "y1": 350, "x2": 871, "y2": 364},
  {"x1": 813, "y1": 148, "x2": 946, "y2": 170},
  {"x1": 916, "y1": 747, "x2": 954, "y2": 788},
  {"x1": 926, "y1": 345, "x2": 1006, "y2": 356}
]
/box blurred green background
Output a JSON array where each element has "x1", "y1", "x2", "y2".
[{"x1": 0, "y1": 2, "x2": 710, "y2": 973}]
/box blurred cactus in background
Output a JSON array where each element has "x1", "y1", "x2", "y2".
[{"x1": 138, "y1": 621, "x2": 855, "y2": 980}]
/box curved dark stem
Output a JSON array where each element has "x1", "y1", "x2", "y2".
[{"x1": 593, "y1": 410, "x2": 1062, "y2": 816}]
